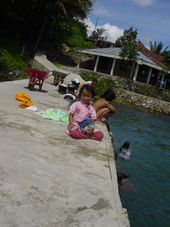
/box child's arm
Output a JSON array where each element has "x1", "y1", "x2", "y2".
[
  {"x1": 68, "y1": 112, "x2": 74, "y2": 130},
  {"x1": 106, "y1": 101, "x2": 116, "y2": 113},
  {"x1": 68, "y1": 102, "x2": 77, "y2": 130}
]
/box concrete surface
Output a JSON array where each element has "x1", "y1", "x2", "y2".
[
  {"x1": 34, "y1": 53, "x2": 86, "y2": 86},
  {"x1": 34, "y1": 54, "x2": 69, "y2": 74},
  {"x1": 0, "y1": 78, "x2": 130, "y2": 227}
]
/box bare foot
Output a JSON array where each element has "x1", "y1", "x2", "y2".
[{"x1": 87, "y1": 136, "x2": 102, "y2": 141}]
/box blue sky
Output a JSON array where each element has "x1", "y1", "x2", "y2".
[{"x1": 84, "y1": 0, "x2": 170, "y2": 49}]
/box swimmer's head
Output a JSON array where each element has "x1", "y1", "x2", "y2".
[{"x1": 122, "y1": 141, "x2": 130, "y2": 149}]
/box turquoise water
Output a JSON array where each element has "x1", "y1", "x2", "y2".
[{"x1": 108, "y1": 103, "x2": 170, "y2": 227}]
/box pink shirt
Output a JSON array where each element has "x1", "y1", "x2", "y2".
[{"x1": 69, "y1": 101, "x2": 96, "y2": 130}]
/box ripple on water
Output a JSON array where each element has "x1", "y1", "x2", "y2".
[{"x1": 108, "y1": 103, "x2": 170, "y2": 227}]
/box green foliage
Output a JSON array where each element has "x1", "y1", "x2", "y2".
[
  {"x1": 149, "y1": 41, "x2": 168, "y2": 55},
  {"x1": 115, "y1": 27, "x2": 139, "y2": 76},
  {"x1": 0, "y1": 0, "x2": 93, "y2": 52},
  {"x1": 0, "y1": 48, "x2": 27, "y2": 80},
  {"x1": 133, "y1": 82, "x2": 170, "y2": 102},
  {"x1": 0, "y1": 1, "x2": 94, "y2": 76},
  {"x1": 115, "y1": 27, "x2": 138, "y2": 47},
  {"x1": 163, "y1": 51, "x2": 170, "y2": 70},
  {"x1": 120, "y1": 42, "x2": 138, "y2": 63},
  {"x1": 89, "y1": 28, "x2": 106, "y2": 40},
  {"x1": 66, "y1": 20, "x2": 96, "y2": 49},
  {"x1": 72, "y1": 20, "x2": 88, "y2": 38},
  {"x1": 0, "y1": 49, "x2": 23, "y2": 69},
  {"x1": 67, "y1": 36, "x2": 96, "y2": 49},
  {"x1": 116, "y1": 27, "x2": 138, "y2": 63},
  {"x1": 80, "y1": 73, "x2": 116, "y2": 99}
]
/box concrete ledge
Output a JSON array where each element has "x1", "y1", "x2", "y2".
[{"x1": 0, "y1": 79, "x2": 129, "y2": 226}]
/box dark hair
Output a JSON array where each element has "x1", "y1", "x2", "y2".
[
  {"x1": 101, "y1": 88, "x2": 116, "y2": 101},
  {"x1": 92, "y1": 78, "x2": 97, "y2": 82},
  {"x1": 121, "y1": 141, "x2": 130, "y2": 149},
  {"x1": 79, "y1": 84, "x2": 96, "y2": 98},
  {"x1": 117, "y1": 172, "x2": 129, "y2": 185}
]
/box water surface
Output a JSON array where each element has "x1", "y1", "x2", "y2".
[{"x1": 108, "y1": 103, "x2": 170, "y2": 227}]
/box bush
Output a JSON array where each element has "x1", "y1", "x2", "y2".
[
  {"x1": 68, "y1": 38, "x2": 95, "y2": 49},
  {"x1": 66, "y1": 24, "x2": 96, "y2": 49},
  {"x1": 80, "y1": 72, "x2": 116, "y2": 99},
  {"x1": 133, "y1": 82, "x2": 170, "y2": 102},
  {"x1": 67, "y1": 35, "x2": 96, "y2": 49},
  {"x1": 0, "y1": 48, "x2": 27, "y2": 80}
]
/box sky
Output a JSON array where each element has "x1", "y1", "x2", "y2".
[{"x1": 84, "y1": 0, "x2": 170, "y2": 49}]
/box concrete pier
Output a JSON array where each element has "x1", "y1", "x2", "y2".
[{"x1": 0, "y1": 78, "x2": 130, "y2": 227}]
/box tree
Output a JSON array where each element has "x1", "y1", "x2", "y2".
[
  {"x1": 89, "y1": 28, "x2": 106, "y2": 40},
  {"x1": 0, "y1": 0, "x2": 93, "y2": 52},
  {"x1": 66, "y1": 20, "x2": 95, "y2": 48},
  {"x1": 33, "y1": 0, "x2": 93, "y2": 50},
  {"x1": 149, "y1": 41, "x2": 168, "y2": 55},
  {"x1": 115, "y1": 27, "x2": 139, "y2": 78},
  {"x1": 115, "y1": 27, "x2": 138, "y2": 48},
  {"x1": 163, "y1": 51, "x2": 170, "y2": 71}
]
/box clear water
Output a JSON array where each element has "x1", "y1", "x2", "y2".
[{"x1": 108, "y1": 103, "x2": 170, "y2": 227}]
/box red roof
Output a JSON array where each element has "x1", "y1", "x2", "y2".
[{"x1": 138, "y1": 40, "x2": 165, "y2": 68}]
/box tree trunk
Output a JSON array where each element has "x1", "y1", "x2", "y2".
[
  {"x1": 34, "y1": 16, "x2": 48, "y2": 52},
  {"x1": 129, "y1": 62, "x2": 135, "y2": 80}
]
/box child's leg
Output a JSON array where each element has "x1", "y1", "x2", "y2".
[
  {"x1": 90, "y1": 130, "x2": 104, "y2": 141},
  {"x1": 69, "y1": 129, "x2": 87, "y2": 139},
  {"x1": 96, "y1": 108, "x2": 110, "y2": 121}
]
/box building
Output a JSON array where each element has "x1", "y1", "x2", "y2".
[{"x1": 78, "y1": 41, "x2": 170, "y2": 88}]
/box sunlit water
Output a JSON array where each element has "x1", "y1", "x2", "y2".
[{"x1": 108, "y1": 103, "x2": 170, "y2": 227}]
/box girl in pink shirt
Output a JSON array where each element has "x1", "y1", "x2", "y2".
[{"x1": 68, "y1": 84, "x2": 104, "y2": 140}]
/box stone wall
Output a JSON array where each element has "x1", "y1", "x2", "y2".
[
  {"x1": 59, "y1": 66, "x2": 170, "y2": 115},
  {"x1": 116, "y1": 88, "x2": 170, "y2": 115},
  {"x1": 60, "y1": 66, "x2": 170, "y2": 101},
  {"x1": 113, "y1": 77, "x2": 170, "y2": 103}
]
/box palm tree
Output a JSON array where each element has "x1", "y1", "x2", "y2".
[{"x1": 149, "y1": 41, "x2": 168, "y2": 55}]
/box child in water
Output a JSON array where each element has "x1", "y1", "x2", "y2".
[
  {"x1": 93, "y1": 88, "x2": 116, "y2": 122},
  {"x1": 118, "y1": 141, "x2": 132, "y2": 160},
  {"x1": 67, "y1": 84, "x2": 104, "y2": 140}
]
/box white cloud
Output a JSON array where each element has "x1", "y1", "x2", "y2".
[
  {"x1": 98, "y1": 23, "x2": 124, "y2": 42},
  {"x1": 132, "y1": 0, "x2": 154, "y2": 6},
  {"x1": 84, "y1": 18, "x2": 95, "y2": 35},
  {"x1": 84, "y1": 18, "x2": 124, "y2": 42}
]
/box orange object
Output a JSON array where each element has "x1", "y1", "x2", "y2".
[{"x1": 15, "y1": 92, "x2": 34, "y2": 108}]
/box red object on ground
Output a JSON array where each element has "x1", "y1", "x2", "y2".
[{"x1": 25, "y1": 68, "x2": 52, "y2": 91}]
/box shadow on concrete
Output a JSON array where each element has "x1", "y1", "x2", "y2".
[{"x1": 24, "y1": 86, "x2": 48, "y2": 93}]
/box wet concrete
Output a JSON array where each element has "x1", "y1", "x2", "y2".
[{"x1": 0, "y1": 78, "x2": 130, "y2": 226}]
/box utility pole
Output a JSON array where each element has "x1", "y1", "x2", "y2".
[{"x1": 94, "y1": 17, "x2": 99, "y2": 31}]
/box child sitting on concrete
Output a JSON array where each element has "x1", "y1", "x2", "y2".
[
  {"x1": 93, "y1": 88, "x2": 116, "y2": 122},
  {"x1": 67, "y1": 84, "x2": 104, "y2": 140}
]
